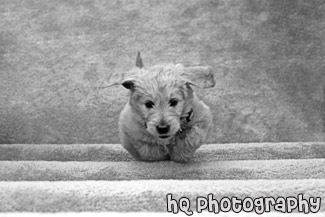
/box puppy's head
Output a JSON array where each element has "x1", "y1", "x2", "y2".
[{"x1": 121, "y1": 53, "x2": 215, "y2": 140}]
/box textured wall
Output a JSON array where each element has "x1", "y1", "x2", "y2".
[{"x1": 0, "y1": 0, "x2": 324, "y2": 144}]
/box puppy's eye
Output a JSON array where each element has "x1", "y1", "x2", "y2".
[
  {"x1": 144, "y1": 101, "x2": 154, "y2": 109},
  {"x1": 169, "y1": 98, "x2": 178, "y2": 107}
]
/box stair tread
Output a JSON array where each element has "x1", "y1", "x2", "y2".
[
  {"x1": 0, "y1": 179, "x2": 324, "y2": 212},
  {"x1": 0, "y1": 158, "x2": 324, "y2": 181},
  {"x1": 0, "y1": 142, "x2": 324, "y2": 161}
]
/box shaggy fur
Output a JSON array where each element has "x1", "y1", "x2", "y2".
[{"x1": 116, "y1": 53, "x2": 215, "y2": 163}]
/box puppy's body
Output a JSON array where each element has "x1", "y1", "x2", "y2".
[
  {"x1": 119, "y1": 88, "x2": 212, "y2": 162},
  {"x1": 117, "y1": 58, "x2": 214, "y2": 163}
]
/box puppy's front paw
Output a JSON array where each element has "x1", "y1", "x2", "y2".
[
  {"x1": 170, "y1": 137, "x2": 195, "y2": 163},
  {"x1": 170, "y1": 154, "x2": 192, "y2": 163},
  {"x1": 170, "y1": 126, "x2": 206, "y2": 163}
]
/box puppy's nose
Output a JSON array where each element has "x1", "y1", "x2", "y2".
[{"x1": 156, "y1": 125, "x2": 170, "y2": 134}]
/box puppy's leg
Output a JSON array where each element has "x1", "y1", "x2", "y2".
[
  {"x1": 170, "y1": 116, "x2": 211, "y2": 163},
  {"x1": 120, "y1": 131, "x2": 142, "y2": 160},
  {"x1": 120, "y1": 131, "x2": 169, "y2": 161},
  {"x1": 134, "y1": 142, "x2": 170, "y2": 162}
]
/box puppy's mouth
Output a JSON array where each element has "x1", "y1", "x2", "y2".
[{"x1": 158, "y1": 135, "x2": 170, "y2": 139}]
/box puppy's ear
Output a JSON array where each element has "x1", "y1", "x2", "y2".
[
  {"x1": 98, "y1": 68, "x2": 141, "y2": 89},
  {"x1": 136, "y1": 52, "x2": 144, "y2": 69},
  {"x1": 181, "y1": 66, "x2": 215, "y2": 89},
  {"x1": 121, "y1": 78, "x2": 136, "y2": 91},
  {"x1": 97, "y1": 73, "x2": 128, "y2": 89}
]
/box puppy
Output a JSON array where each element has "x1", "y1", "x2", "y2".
[{"x1": 109, "y1": 52, "x2": 215, "y2": 163}]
